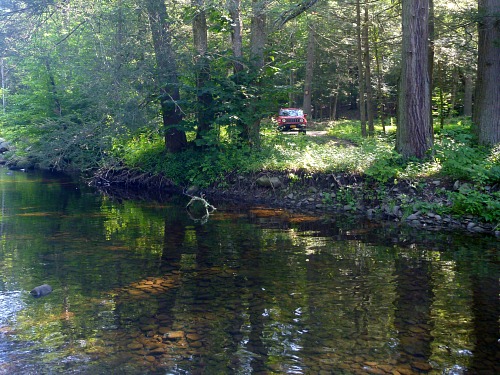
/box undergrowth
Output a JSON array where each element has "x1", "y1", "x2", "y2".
[{"x1": 114, "y1": 118, "x2": 499, "y2": 224}]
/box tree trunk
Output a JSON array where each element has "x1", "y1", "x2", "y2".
[
  {"x1": 228, "y1": 0, "x2": 244, "y2": 74},
  {"x1": 449, "y1": 66, "x2": 458, "y2": 118},
  {"x1": 396, "y1": 0, "x2": 433, "y2": 159},
  {"x1": 464, "y1": 73, "x2": 473, "y2": 117},
  {"x1": 192, "y1": 0, "x2": 213, "y2": 142},
  {"x1": 437, "y1": 60, "x2": 445, "y2": 129},
  {"x1": 247, "y1": 0, "x2": 268, "y2": 148},
  {"x1": 289, "y1": 68, "x2": 295, "y2": 107},
  {"x1": 363, "y1": 1, "x2": 374, "y2": 136},
  {"x1": 474, "y1": 0, "x2": 500, "y2": 146},
  {"x1": 373, "y1": 28, "x2": 386, "y2": 133},
  {"x1": 303, "y1": 23, "x2": 315, "y2": 117},
  {"x1": 250, "y1": 0, "x2": 266, "y2": 70},
  {"x1": 145, "y1": 0, "x2": 187, "y2": 153},
  {"x1": 428, "y1": 0, "x2": 435, "y2": 130},
  {"x1": 331, "y1": 82, "x2": 339, "y2": 120},
  {"x1": 356, "y1": 0, "x2": 366, "y2": 136}
]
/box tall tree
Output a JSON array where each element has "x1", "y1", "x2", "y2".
[
  {"x1": 247, "y1": 0, "x2": 269, "y2": 147},
  {"x1": 396, "y1": 0, "x2": 433, "y2": 159},
  {"x1": 192, "y1": 0, "x2": 213, "y2": 142},
  {"x1": 228, "y1": 0, "x2": 244, "y2": 74},
  {"x1": 474, "y1": 0, "x2": 500, "y2": 146},
  {"x1": 145, "y1": 0, "x2": 187, "y2": 153},
  {"x1": 363, "y1": 0, "x2": 374, "y2": 136},
  {"x1": 303, "y1": 22, "x2": 315, "y2": 117},
  {"x1": 356, "y1": 0, "x2": 367, "y2": 137}
]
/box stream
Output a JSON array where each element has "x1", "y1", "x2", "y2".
[{"x1": 0, "y1": 169, "x2": 498, "y2": 374}]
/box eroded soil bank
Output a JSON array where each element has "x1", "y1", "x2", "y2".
[{"x1": 91, "y1": 167, "x2": 499, "y2": 237}]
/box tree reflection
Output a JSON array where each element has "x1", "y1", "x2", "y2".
[{"x1": 394, "y1": 256, "x2": 434, "y2": 371}]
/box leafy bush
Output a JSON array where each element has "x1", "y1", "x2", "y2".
[
  {"x1": 434, "y1": 127, "x2": 500, "y2": 184},
  {"x1": 20, "y1": 116, "x2": 113, "y2": 172},
  {"x1": 449, "y1": 190, "x2": 500, "y2": 224}
]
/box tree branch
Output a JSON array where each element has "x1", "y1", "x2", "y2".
[{"x1": 274, "y1": 0, "x2": 319, "y2": 29}]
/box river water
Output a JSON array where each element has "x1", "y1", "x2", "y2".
[{"x1": 0, "y1": 169, "x2": 498, "y2": 375}]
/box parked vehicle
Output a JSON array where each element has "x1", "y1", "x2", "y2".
[{"x1": 276, "y1": 108, "x2": 307, "y2": 134}]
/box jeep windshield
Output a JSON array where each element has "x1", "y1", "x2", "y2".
[{"x1": 279, "y1": 109, "x2": 303, "y2": 116}]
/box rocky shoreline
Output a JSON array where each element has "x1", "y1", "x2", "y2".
[
  {"x1": 1, "y1": 135, "x2": 497, "y2": 237},
  {"x1": 202, "y1": 171, "x2": 499, "y2": 237}
]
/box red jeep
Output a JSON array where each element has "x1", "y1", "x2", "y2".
[{"x1": 276, "y1": 108, "x2": 307, "y2": 134}]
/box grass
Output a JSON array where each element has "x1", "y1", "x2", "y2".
[
  {"x1": 119, "y1": 117, "x2": 499, "y2": 187},
  {"x1": 114, "y1": 117, "x2": 500, "y2": 224}
]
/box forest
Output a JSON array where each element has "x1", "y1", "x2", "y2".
[{"x1": 0, "y1": 0, "x2": 498, "y2": 194}]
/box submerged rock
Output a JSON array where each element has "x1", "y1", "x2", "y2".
[{"x1": 30, "y1": 284, "x2": 53, "y2": 298}]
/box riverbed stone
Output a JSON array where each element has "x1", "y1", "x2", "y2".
[
  {"x1": 186, "y1": 333, "x2": 202, "y2": 341},
  {"x1": 412, "y1": 361, "x2": 432, "y2": 371},
  {"x1": 164, "y1": 331, "x2": 184, "y2": 340},
  {"x1": 127, "y1": 342, "x2": 144, "y2": 350},
  {"x1": 189, "y1": 341, "x2": 203, "y2": 348},
  {"x1": 140, "y1": 324, "x2": 157, "y2": 332}
]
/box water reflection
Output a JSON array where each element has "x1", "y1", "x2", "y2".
[{"x1": 0, "y1": 169, "x2": 498, "y2": 374}]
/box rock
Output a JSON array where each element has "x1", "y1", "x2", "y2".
[
  {"x1": 406, "y1": 213, "x2": 420, "y2": 221},
  {"x1": 453, "y1": 180, "x2": 461, "y2": 190},
  {"x1": 186, "y1": 333, "x2": 202, "y2": 341},
  {"x1": 412, "y1": 361, "x2": 433, "y2": 371},
  {"x1": 467, "y1": 222, "x2": 476, "y2": 231},
  {"x1": 0, "y1": 141, "x2": 11, "y2": 153},
  {"x1": 158, "y1": 327, "x2": 170, "y2": 335},
  {"x1": 256, "y1": 176, "x2": 283, "y2": 188},
  {"x1": 127, "y1": 342, "x2": 144, "y2": 350},
  {"x1": 140, "y1": 324, "x2": 157, "y2": 332},
  {"x1": 189, "y1": 341, "x2": 203, "y2": 348},
  {"x1": 30, "y1": 284, "x2": 53, "y2": 298},
  {"x1": 164, "y1": 331, "x2": 184, "y2": 340}
]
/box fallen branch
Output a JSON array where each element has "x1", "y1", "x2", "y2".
[{"x1": 185, "y1": 193, "x2": 216, "y2": 224}]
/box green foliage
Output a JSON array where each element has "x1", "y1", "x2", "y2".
[
  {"x1": 117, "y1": 130, "x2": 254, "y2": 187},
  {"x1": 27, "y1": 116, "x2": 113, "y2": 171},
  {"x1": 449, "y1": 190, "x2": 500, "y2": 224},
  {"x1": 327, "y1": 120, "x2": 365, "y2": 144},
  {"x1": 434, "y1": 125, "x2": 500, "y2": 184}
]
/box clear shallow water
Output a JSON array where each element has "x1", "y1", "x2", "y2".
[{"x1": 0, "y1": 169, "x2": 498, "y2": 374}]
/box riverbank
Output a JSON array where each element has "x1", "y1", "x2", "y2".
[
  {"x1": 3, "y1": 120, "x2": 499, "y2": 237},
  {"x1": 90, "y1": 166, "x2": 499, "y2": 237}
]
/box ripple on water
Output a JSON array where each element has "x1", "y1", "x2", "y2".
[{"x1": 0, "y1": 290, "x2": 26, "y2": 368}]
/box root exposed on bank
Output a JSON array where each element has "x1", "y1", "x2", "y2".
[{"x1": 90, "y1": 166, "x2": 179, "y2": 192}]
